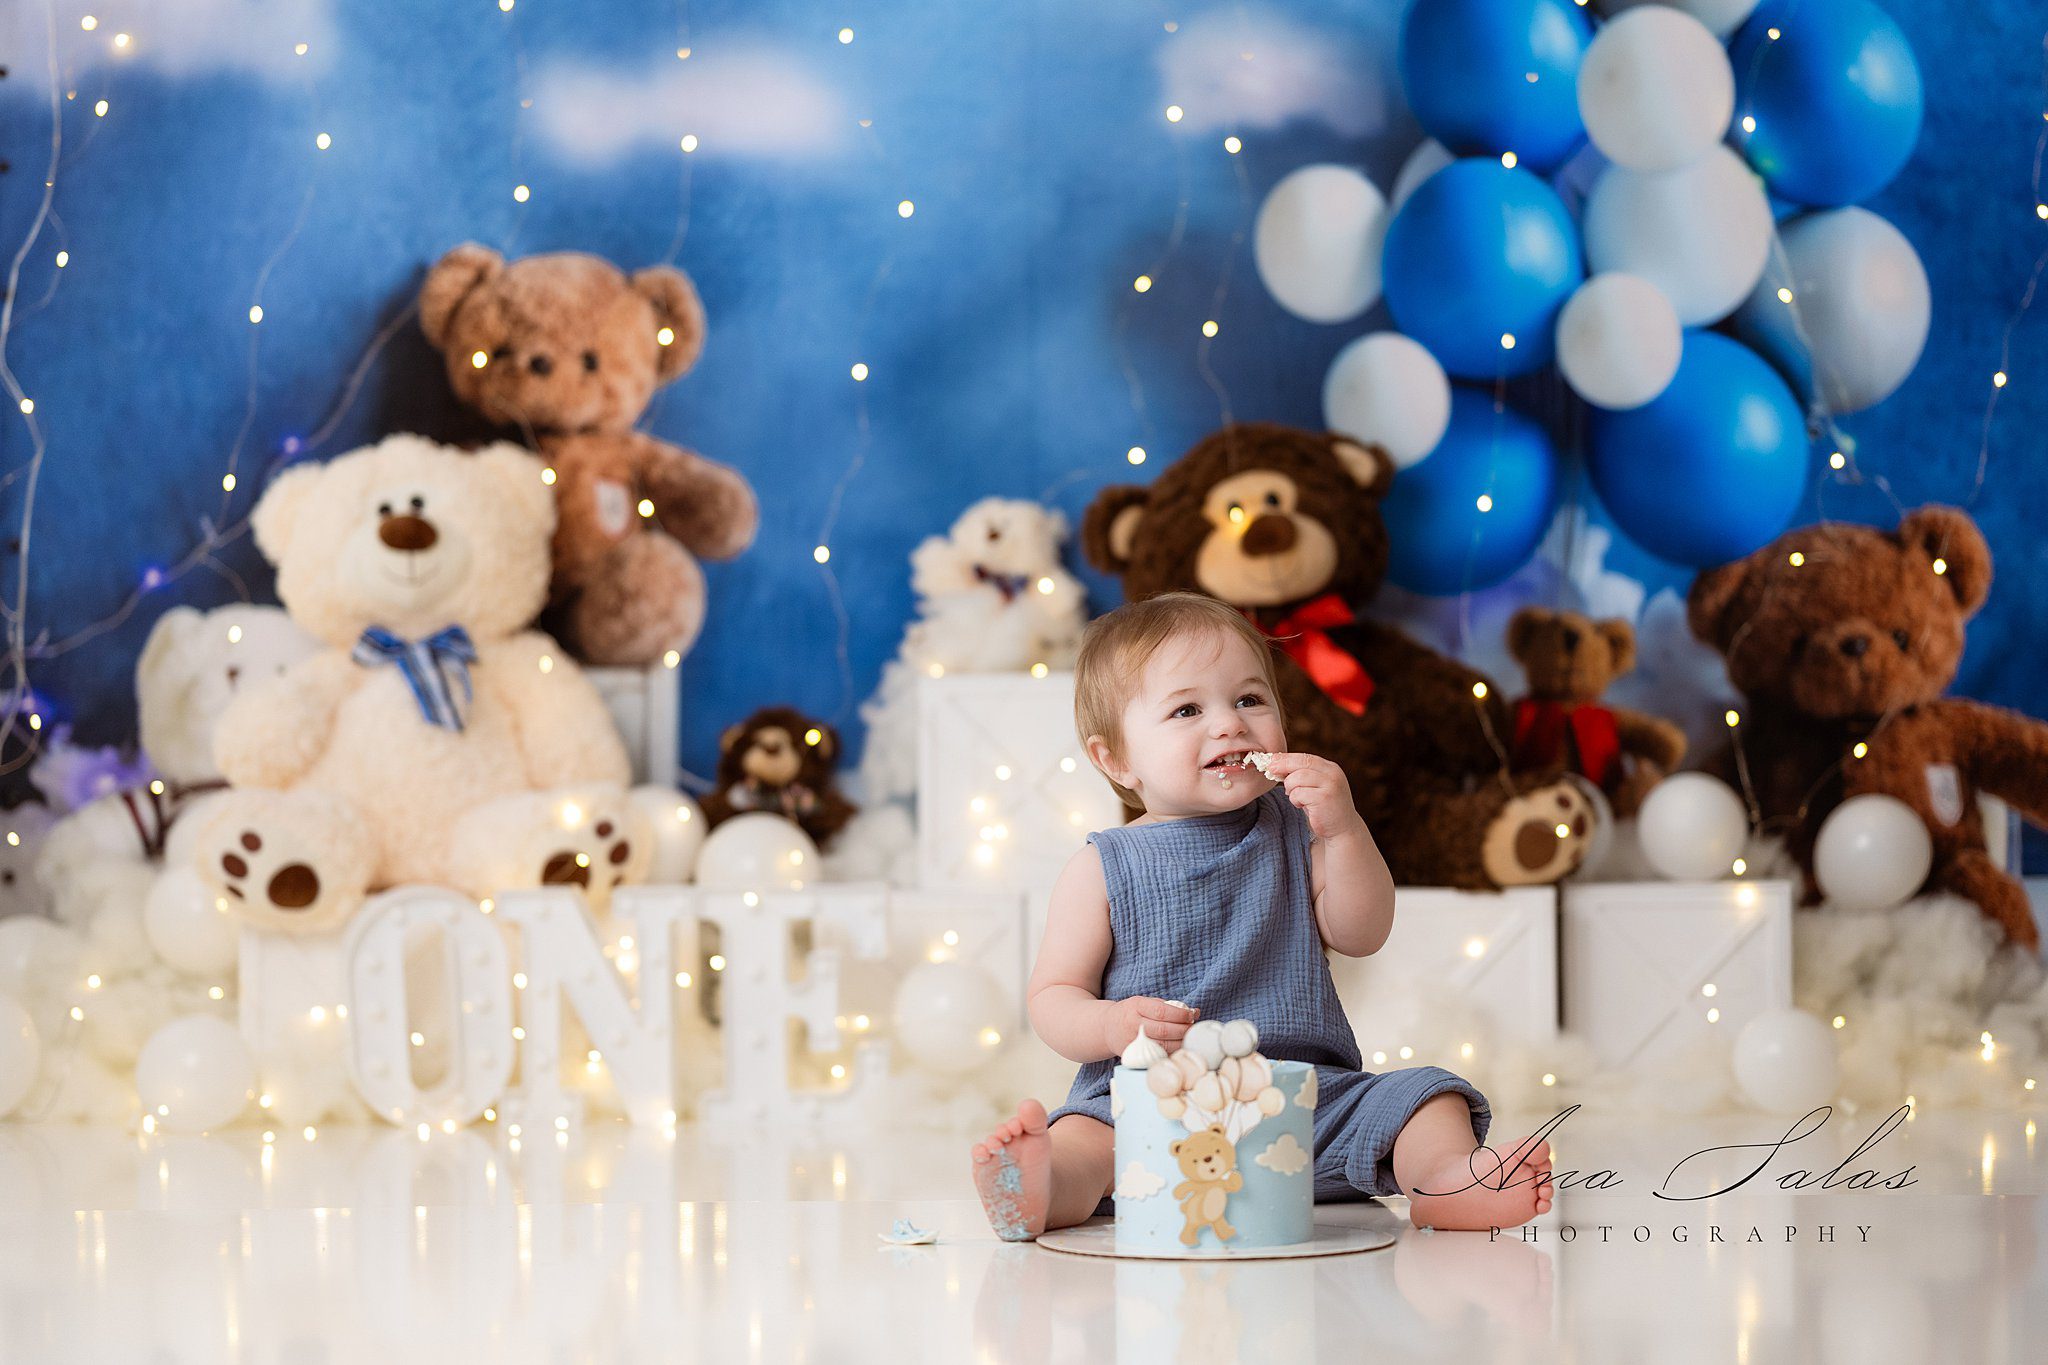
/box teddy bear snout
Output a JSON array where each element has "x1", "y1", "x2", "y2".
[
  {"x1": 1240, "y1": 514, "x2": 1297, "y2": 557},
  {"x1": 379, "y1": 515, "x2": 440, "y2": 552}
]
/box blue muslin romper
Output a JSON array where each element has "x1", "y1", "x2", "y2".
[{"x1": 1046, "y1": 787, "x2": 1492, "y2": 1204}]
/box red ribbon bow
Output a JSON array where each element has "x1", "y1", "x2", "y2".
[
  {"x1": 1250, "y1": 593, "x2": 1374, "y2": 717},
  {"x1": 1512, "y1": 699, "x2": 1622, "y2": 790}
]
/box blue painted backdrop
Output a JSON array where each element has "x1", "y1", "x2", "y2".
[{"x1": 0, "y1": 1, "x2": 2042, "y2": 856}]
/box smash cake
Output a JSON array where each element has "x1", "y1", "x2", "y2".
[{"x1": 1111, "y1": 1018, "x2": 1318, "y2": 1250}]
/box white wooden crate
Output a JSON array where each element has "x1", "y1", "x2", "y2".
[
  {"x1": 1561, "y1": 879, "x2": 1793, "y2": 1071},
  {"x1": 587, "y1": 660, "x2": 682, "y2": 789}
]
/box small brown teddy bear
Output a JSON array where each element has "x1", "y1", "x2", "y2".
[
  {"x1": 1506, "y1": 608, "x2": 1686, "y2": 818},
  {"x1": 1689, "y1": 505, "x2": 2048, "y2": 947},
  {"x1": 1170, "y1": 1126, "x2": 1243, "y2": 1247},
  {"x1": 701, "y1": 706, "x2": 859, "y2": 849},
  {"x1": 1083, "y1": 422, "x2": 1595, "y2": 889},
  {"x1": 419, "y1": 245, "x2": 760, "y2": 667}
]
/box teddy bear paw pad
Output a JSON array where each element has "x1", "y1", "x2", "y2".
[
  {"x1": 1483, "y1": 784, "x2": 1595, "y2": 886},
  {"x1": 216, "y1": 829, "x2": 326, "y2": 917},
  {"x1": 538, "y1": 813, "x2": 634, "y2": 893}
]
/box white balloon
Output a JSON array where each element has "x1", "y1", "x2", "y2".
[
  {"x1": 1321, "y1": 332, "x2": 1452, "y2": 467},
  {"x1": 1583, "y1": 146, "x2": 1773, "y2": 325},
  {"x1": 0, "y1": 992, "x2": 38, "y2": 1117},
  {"x1": 1637, "y1": 773, "x2": 1749, "y2": 881},
  {"x1": 692, "y1": 813, "x2": 819, "y2": 893},
  {"x1": 1732, "y1": 1008, "x2": 1839, "y2": 1112},
  {"x1": 134, "y1": 1014, "x2": 254, "y2": 1133},
  {"x1": 1391, "y1": 139, "x2": 1455, "y2": 210},
  {"x1": 1814, "y1": 795, "x2": 1933, "y2": 912},
  {"x1": 891, "y1": 960, "x2": 1008, "y2": 1076},
  {"x1": 1595, "y1": 0, "x2": 1760, "y2": 42},
  {"x1": 1253, "y1": 165, "x2": 1388, "y2": 324},
  {"x1": 627, "y1": 785, "x2": 708, "y2": 884},
  {"x1": 1556, "y1": 273, "x2": 1683, "y2": 409},
  {"x1": 143, "y1": 870, "x2": 239, "y2": 978},
  {"x1": 1733, "y1": 207, "x2": 1931, "y2": 415},
  {"x1": 1578, "y1": 7, "x2": 1733, "y2": 172}
]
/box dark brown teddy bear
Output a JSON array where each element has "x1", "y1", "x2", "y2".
[
  {"x1": 1506, "y1": 608, "x2": 1686, "y2": 818},
  {"x1": 701, "y1": 706, "x2": 858, "y2": 849},
  {"x1": 420, "y1": 245, "x2": 759, "y2": 667},
  {"x1": 1082, "y1": 422, "x2": 1595, "y2": 889},
  {"x1": 1688, "y1": 505, "x2": 2048, "y2": 947}
]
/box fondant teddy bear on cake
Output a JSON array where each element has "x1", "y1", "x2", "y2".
[
  {"x1": 1688, "y1": 505, "x2": 2048, "y2": 947},
  {"x1": 1083, "y1": 423, "x2": 1595, "y2": 888},
  {"x1": 1505, "y1": 607, "x2": 1686, "y2": 818},
  {"x1": 1170, "y1": 1126, "x2": 1243, "y2": 1247},
  {"x1": 190, "y1": 434, "x2": 650, "y2": 932},
  {"x1": 419, "y1": 245, "x2": 759, "y2": 667}
]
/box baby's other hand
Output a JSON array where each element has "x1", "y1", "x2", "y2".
[
  {"x1": 1103, "y1": 996, "x2": 1198, "y2": 1056},
  {"x1": 1259, "y1": 751, "x2": 1369, "y2": 844}
]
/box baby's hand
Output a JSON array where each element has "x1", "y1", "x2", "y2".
[
  {"x1": 1103, "y1": 996, "x2": 1198, "y2": 1056},
  {"x1": 1259, "y1": 751, "x2": 1369, "y2": 843}
]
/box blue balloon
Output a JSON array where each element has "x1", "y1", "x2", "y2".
[
  {"x1": 1729, "y1": 0, "x2": 1923, "y2": 206},
  {"x1": 1385, "y1": 387, "x2": 1559, "y2": 595},
  {"x1": 1381, "y1": 160, "x2": 1584, "y2": 380},
  {"x1": 1399, "y1": 0, "x2": 1592, "y2": 172},
  {"x1": 1589, "y1": 332, "x2": 1811, "y2": 567}
]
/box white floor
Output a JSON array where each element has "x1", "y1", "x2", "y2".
[{"x1": 1, "y1": 1103, "x2": 2044, "y2": 1363}]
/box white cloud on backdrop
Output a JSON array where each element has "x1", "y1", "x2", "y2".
[
  {"x1": 1, "y1": 0, "x2": 337, "y2": 90},
  {"x1": 531, "y1": 49, "x2": 848, "y2": 165},
  {"x1": 1157, "y1": 5, "x2": 1395, "y2": 138}
]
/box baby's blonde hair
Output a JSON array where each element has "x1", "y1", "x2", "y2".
[{"x1": 1074, "y1": 591, "x2": 1286, "y2": 809}]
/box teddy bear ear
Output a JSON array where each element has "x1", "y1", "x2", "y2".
[
  {"x1": 1596, "y1": 618, "x2": 1638, "y2": 676},
  {"x1": 810, "y1": 722, "x2": 839, "y2": 762},
  {"x1": 719, "y1": 721, "x2": 746, "y2": 755},
  {"x1": 1686, "y1": 556, "x2": 1756, "y2": 650},
  {"x1": 1081, "y1": 486, "x2": 1150, "y2": 576},
  {"x1": 135, "y1": 604, "x2": 203, "y2": 727},
  {"x1": 632, "y1": 266, "x2": 707, "y2": 383},
  {"x1": 1898, "y1": 505, "x2": 1991, "y2": 616},
  {"x1": 250, "y1": 462, "x2": 326, "y2": 565},
  {"x1": 1329, "y1": 436, "x2": 1396, "y2": 500},
  {"x1": 1505, "y1": 606, "x2": 1553, "y2": 662},
  {"x1": 474, "y1": 443, "x2": 559, "y2": 534},
  {"x1": 419, "y1": 243, "x2": 504, "y2": 349}
]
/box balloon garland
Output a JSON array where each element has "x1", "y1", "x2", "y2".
[{"x1": 1253, "y1": 0, "x2": 1934, "y2": 581}]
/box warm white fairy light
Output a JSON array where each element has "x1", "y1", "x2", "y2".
[
  {"x1": 813, "y1": 544, "x2": 831, "y2": 563},
  {"x1": 680, "y1": 134, "x2": 699, "y2": 153},
  {"x1": 1833, "y1": 1015, "x2": 1846, "y2": 1029},
  {"x1": 709, "y1": 954, "x2": 726, "y2": 971},
  {"x1": 1471, "y1": 681, "x2": 1488, "y2": 699},
  {"x1": 1501, "y1": 152, "x2": 1519, "y2": 168},
  {"x1": 208, "y1": 986, "x2": 224, "y2": 1000},
  {"x1": 80, "y1": 15, "x2": 98, "y2": 30},
  {"x1": 17, "y1": 399, "x2": 32, "y2": 415},
  {"x1": 248, "y1": 305, "x2": 264, "y2": 324},
  {"x1": 1501, "y1": 333, "x2": 1517, "y2": 349},
  {"x1": 636, "y1": 498, "x2": 655, "y2": 519},
  {"x1": 1732, "y1": 857, "x2": 1748, "y2": 876},
  {"x1": 93, "y1": 100, "x2": 109, "y2": 118},
  {"x1": 656, "y1": 326, "x2": 677, "y2": 346},
  {"x1": 54, "y1": 251, "x2": 68, "y2": 268},
  {"x1": 1993, "y1": 371, "x2": 2008, "y2": 388},
  {"x1": 1133, "y1": 275, "x2": 1152, "y2": 293},
  {"x1": 1788, "y1": 550, "x2": 1805, "y2": 566},
  {"x1": 1166, "y1": 105, "x2": 1185, "y2": 123},
  {"x1": 295, "y1": 42, "x2": 309, "y2": 56},
  {"x1": 1201, "y1": 319, "x2": 1219, "y2": 337},
  {"x1": 315, "y1": 132, "x2": 332, "y2": 150},
  {"x1": 850, "y1": 362, "x2": 869, "y2": 381},
  {"x1": 897, "y1": 200, "x2": 915, "y2": 218},
  {"x1": 1776, "y1": 287, "x2": 1794, "y2": 304},
  {"x1": 1224, "y1": 137, "x2": 1242, "y2": 154},
  {"x1": 1852, "y1": 741, "x2": 1869, "y2": 759},
  {"x1": 1742, "y1": 115, "x2": 1757, "y2": 133},
  {"x1": 1463, "y1": 937, "x2": 1487, "y2": 958},
  {"x1": 1476, "y1": 494, "x2": 1493, "y2": 512},
  {"x1": 113, "y1": 32, "x2": 131, "y2": 49},
  {"x1": 1126, "y1": 445, "x2": 1147, "y2": 465},
  {"x1": 500, "y1": 0, "x2": 515, "y2": 10},
  {"x1": 513, "y1": 184, "x2": 531, "y2": 203},
  {"x1": 1541, "y1": 1073, "x2": 1557, "y2": 1086},
  {"x1": 1707, "y1": 1008, "x2": 1721, "y2": 1023},
  {"x1": 1724, "y1": 709, "x2": 1741, "y2": 728},
  {"x1": 838, "y1": 27, "x2": 854, "y2": 44}
]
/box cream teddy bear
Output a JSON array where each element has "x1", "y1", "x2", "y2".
[
  {"x1": 855, "y1": 497, "x2": 1086, "y2": 803},
  {"x1": 191, "y1": 434, "x2": 649, "y2": 932}
]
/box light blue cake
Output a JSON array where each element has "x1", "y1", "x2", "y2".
[{"x1": 1109, "y1": 1019, "x2": 1318, "y2": 1252}]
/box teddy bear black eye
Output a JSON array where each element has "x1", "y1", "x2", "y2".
[
  {"x1": 1892, "y1": 628, "x2": 1911, "y2": 652},
  {"x1": 1263, "y1": 492, "x2": 1281, "y2": 507},
  {"x1": 582, "y1": 350, "x2": 599, "y2": 373},
  {"x1": 376, "y1": 502, "x2": 393, "y2": 517},
  {"x1": 409, "y1": 496, "x2": 425, "y2": 512},
  {"x1": 491, "y1": 346, "x2": 511, "y2": 361},
  {"x1": 986, "y1": 528, "x2": 1001, "y2": 542},
  {"x1": 1791, "y1": 633, "x2": 1809, "y2": 657}
]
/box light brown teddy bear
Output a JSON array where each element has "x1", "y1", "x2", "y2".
[
  {"x1": 1170, "y1": 1126, "x2": 1243, "y2": 1247},
  {"x1": 419, "y1": 245, "x2": 760, "y2": 667},
  {"x1": 1506, "y1": 608, "x2": 1687, "y2": 818}
]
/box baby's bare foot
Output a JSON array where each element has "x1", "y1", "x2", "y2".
[
  {"x1": 1405, "y1": 1135, "x2": 1554, "y2": 1232},
  {"x1": 972, "y1": 1099, "x2": 1053, "y2": 1241}
]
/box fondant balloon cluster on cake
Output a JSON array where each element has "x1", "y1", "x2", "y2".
[{"x1": 1125, "y1": 1018, "x2": 1295, "y2": 1143}]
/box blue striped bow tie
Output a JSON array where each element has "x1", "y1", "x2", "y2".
[{"x1": 351, "y1": 625, "x2": 478, "y2": 732}]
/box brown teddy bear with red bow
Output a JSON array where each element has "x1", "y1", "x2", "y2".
[
  {"x1": 1505, "y1": 608, "x2": 1686, "y2": 818},
  {"x1": 1081, "y1": 422, "x2": 1596, "y2": 889}
]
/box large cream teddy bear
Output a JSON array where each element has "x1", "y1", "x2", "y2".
[{"x1": 191, "y1": 434, "x2": 650, "y2": 931}]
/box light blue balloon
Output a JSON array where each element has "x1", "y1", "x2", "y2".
[
  {"x1": 1589, "y1": 331, "x2": 1810, "y2": 567},
  {"x1": 1728, "y1": 0, "x2": 1923, "y2": 206},
  {"x1": 1399, "y1": 0, "x2": 1593, "y2": 173},
  {"x1": 1385, "y1": 387, "x2": 1559, "y2": 595},
  {"x1": 1381, "y1": 160, "x2": 1584, "y2": 379}
]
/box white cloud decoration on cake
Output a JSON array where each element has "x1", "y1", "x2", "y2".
[
  {"x1": 1116, "y1": 1161, "x2": 1166, "y2": 1201},
  {"x1": 1255, "y1": 1132, "x2": 1311, "y2": 1178}
]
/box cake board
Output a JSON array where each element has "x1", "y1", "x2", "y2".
[{"x1": 1036, "y1": 1216, "x2": 1394, "y2": 1261}]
